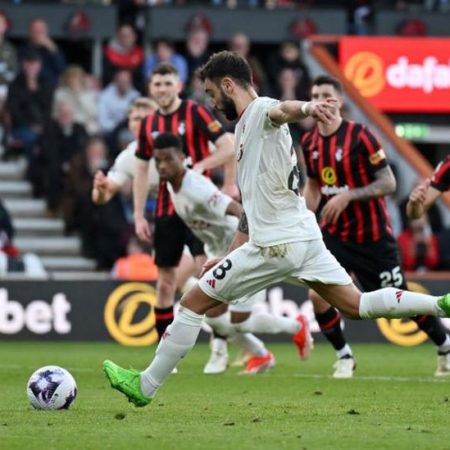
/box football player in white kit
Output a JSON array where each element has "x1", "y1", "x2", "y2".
[
  {"x1": 91, "y1": 97, "x2": 199, "y2": 291},
  {"x1": 104, "y1": 51, "x2": 450, "y2": 407},
  {"x1": 151, "y1": 131, "x2": 312, "y2": 375},
  {"x1": 92, "y1": 97, "x2": 159, "y2": 205}
]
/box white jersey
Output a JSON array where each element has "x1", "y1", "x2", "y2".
[
  {"x1": 235, "y1": 97, "x2": 321, "y2": 246},
  {"x1": 107, "y1": 141, "x2": 159, "y2": 196},
  {"x1": 167, "y1": 170, "x2": 238, "y2": 257}
]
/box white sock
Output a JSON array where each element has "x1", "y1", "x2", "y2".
[
  {"x1": 231, "y1": 333, "x2": 268, "y2": 357},
  {"x1": 205, "y1": 312, "x2": 235, "y2": 337},
  {"x1": 140, "y1": 307, "x2": 203, "y2": 397},
  {"x1": 359, "y1": 287, "x2": 441, "y2": 319},
  {"x1": 438, "y1": 335, "x2": 450, "y2": 354},
  {"x1": 336, "y1": 344, "x2": 353, "y2": 359},
  {"x1": 233, "y1": 313, "x2": 300, "y2": 335}
]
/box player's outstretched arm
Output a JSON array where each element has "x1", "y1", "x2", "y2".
[
  {"x1": 407, "y1": 180, "x2": 441, "y2": 219},
  {"x1": 133, "y1": 159, "x2": 151, "y2": 242},
  {"x1": 269, "y1": 98, "x2": 336, "y2": 126}
]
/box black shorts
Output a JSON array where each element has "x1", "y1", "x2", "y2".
[
  {"x1": 154, "y1": 214, "x2": 205, "y2": 268},
  {"x1": 322, "y1": 231, "x2": 407, "y2": 291}
]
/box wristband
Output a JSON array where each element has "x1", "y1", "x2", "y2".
[{"x1": 301, "y1": 102, "x2": 310, "y2": 116}]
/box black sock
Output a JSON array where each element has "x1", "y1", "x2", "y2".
[
  {"x1": 412, "y1": 315, "x2": 447, "y2": 349},
  {"x1": 155, "y1": 306, "x2": 174, "y2": 340},
  {"x1": 212, "y1": 330, "x2": 227, "y2": 340},
  {"x1": 316, "y1": 307, "x2": 347, "y2": 352}
]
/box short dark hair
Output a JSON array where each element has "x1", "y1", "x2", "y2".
[
  {"x1": 153, "y1": 132, "x2": 183, "y2": 152},
  {"x1": 199, "y1": 51, "x2": 252, "y2": 87},
  {"x1": 151, "y1": 62, "x2": 179, "y2": 78},
  {"x1": 312, "y1": 75, "x2": 342, "y2": 93}
]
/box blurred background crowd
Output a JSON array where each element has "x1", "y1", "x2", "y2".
[{"x1": 0, "y1": 0, "x2": 449, "y2": 278}]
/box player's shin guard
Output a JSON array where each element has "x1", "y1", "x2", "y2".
[
  {"x1": 359, "y1": 287, "x2": 441, "y2": 319},
  {"x1": 140, "y1": 307, "x2": 203, "y2": 397},
  {"x1": 233, "y1": 313, "x2": 299, "y2": 335}
]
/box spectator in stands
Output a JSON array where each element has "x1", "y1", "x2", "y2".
[
  {"x1": 0, "y1": 12, "x2": 18, "y2": 108},
  {"x1": 42, "y1": 100, "x2": 89, "y2": 215},
  {"x1": 347, "y1": 0, "x2": 374, "y2": 35},
  {"x1": 63, "y1": 137, "x2": 128, "y2": 270},
  {"x1": 53, "y1": 65, "x2": 99, "y2": 135},
  {"x1": 398, "y1": 214, "x2": 441, "y2": 271},
  {"x1": 103, "y1": 23, "x2": 144, "y2": 89},
  {"x1": 6, "y1": 49, "x2": 53, "y2": 193},
  {"x1": 98, "y1": 69, "x2": 139, "y2": 150},
  {"x1": 275, "y1": 67, "x2": 314, "y2": 142},
  {"x1": 143, "y1": 38, "x2": 188, "y2": 83},
  {"x1": 228, "y1": 32, "x2": 269, "y2": 94},
  {"x1": 112, "y1": 234, "x2": 158, "y2": 281},
  {"x1": 21, "y1": 18, "x2": 65, "y2": 86},
  {"x1": 187, "y1": 71, "x2": 210, "y2": 105},
  {"x1": 266, "y1": 40, "x2": 311, "y2": 100},
  {"x1": 185, "y1": 27, "x2": 210, "y2": 85},
  {"x1": 424, "y1": 0, "x2": 449, "y2": 11}
]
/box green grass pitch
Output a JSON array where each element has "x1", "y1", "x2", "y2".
[{"x1": 1, "y1": 341, "x2": 450, "y2": 450}]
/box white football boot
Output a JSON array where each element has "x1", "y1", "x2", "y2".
[
  {"x1": 435, "y1": 352, "x2": 450, "y2": 377},
  {"x1": 203, "y1": 338, "x2": 229, "y2": 374},
  {"x1": 332, "y1": 355, "x2": 356, "y2": 379}
]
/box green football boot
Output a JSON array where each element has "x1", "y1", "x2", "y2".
[
  {"x1": 437, "y1": 294, "x2": 450, "y2": 317},
  {"x1": 103, "y1": 360, "x2": 151, "y2": 407}
]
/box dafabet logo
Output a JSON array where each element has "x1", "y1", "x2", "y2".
[
  {"x1": 344, "y1": 51, "x2": 385, "y2": 97},
  {"x1": 340, "y1": 37, "x2": 450, "y2": 112},
  {"x1": 104, "y1": 283, "x2": 158, "y2": 346}
]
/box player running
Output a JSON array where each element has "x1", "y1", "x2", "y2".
[
  {"x1": 133, "y1": 62, "x2": 237, "y2": 340},
  {"x1": 151, "y1": 131, "x2": 312, "y2": 374},
  {"x1": 103, "y1": 51, "x2": 450, "y2": 407},
  {"x1": 300, "y1": 76, "x2": 450, "y2": 378},
  {"x1": 91, "y1": 97, "x2": 199, "y2": 293}
]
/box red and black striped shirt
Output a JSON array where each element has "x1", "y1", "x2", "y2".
[
  {"x1": 431, "y1": 155, "x2": 450, "y2": 192},
  {"x1": 302, "y1": 120, "x2": 392, "y2": 244},
  {"x1": 136, "y1": 99, "x2": 225, "y2": 218}
]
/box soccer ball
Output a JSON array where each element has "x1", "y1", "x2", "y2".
[{"x1": 26, "y1": 366, "x2": 77, "y2": 410}]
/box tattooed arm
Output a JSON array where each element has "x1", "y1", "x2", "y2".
[
  {"x1": 321, "y1": 166, "x2": 396, "y2": 224},
  {"x1": 347, "y1": 166, "x2": 396, "y2": 201},
  {"x1": 227, "y1": 210, "x2": 249, "y2": 253}
]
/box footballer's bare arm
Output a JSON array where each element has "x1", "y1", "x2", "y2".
[
  {"x1": 226, "y1": 210, "x2": 249, "y2": 255},
  {"x1": 407, "y1": 180, "x2": 441, "y2": 219},
  {"x1": 348, "y1": 165, "x2": 396, "y2": 201},
  {"x1": 269, "y1": 98, "x2": 336, "y2": 126}
]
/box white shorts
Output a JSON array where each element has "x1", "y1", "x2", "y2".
[{"x1": 198, "y1": 239, "x2": 351, "y2": 305}]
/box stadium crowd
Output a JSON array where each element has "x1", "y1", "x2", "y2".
[{"x1": 0, "y1": 4, "x2": 449, "y2": 274}]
